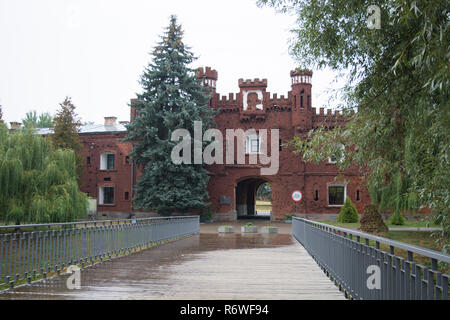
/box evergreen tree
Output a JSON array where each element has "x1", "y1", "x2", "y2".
[
  {"x1": 38, "y1": 112, "x2": 54, "y2": 128},
  {"x1": 0, "y1": 104, "x2": 3, "y2": 123},
  {"x1": 124, "y1": 16, "x2": 215, "y2": 216},
  {"x1": 337, "y1": 197, "x2": 359, "y2": 223},
  {"x1": 51, "y1": 97, "x2": 83, "y2": 182},
  {"x1": 23, "y1": 111, "x2": 54, "y2": 128},
  {"x1": 0, "y1": 123, "x2": 87, "y2": 224},
  {"x1": 22, "y1": 111, "x2": 38, "y2": 128}
]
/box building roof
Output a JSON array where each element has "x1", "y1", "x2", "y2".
[{"x1": 35, "y1": 123, "x2": 127, "y2": 136}]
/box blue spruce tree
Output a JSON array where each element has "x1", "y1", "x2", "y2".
[{"x1": 125, "y1": 16, "x2": 216, "y2": 216}]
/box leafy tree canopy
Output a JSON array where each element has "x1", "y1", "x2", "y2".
[
  {"x1": 0, "y1": 124, "x2": 87, "y2": 224},
  {"x1": 124, "y1": 16, "x2": 216, "y2": 215},
  {"x1": 22, "y1": 110, "x2": 54, "y2": 128},
  {"x1": 259, "y1": 0, "x2": 449, "y2": 246}
]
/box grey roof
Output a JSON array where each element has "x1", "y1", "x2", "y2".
[
  {"x1": 35, "y1": 123, "x2": 127, "y2": 136},
  {"x1": 79, "y1": 123, "x2": 127, "y2": 134},
  {"x1": 35, "y1": 128, "x2": 54, "y2": 135}
]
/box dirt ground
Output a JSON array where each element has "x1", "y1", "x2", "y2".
[{"x1": 200, "y1": 220, "x2": 292, "y2": 234}]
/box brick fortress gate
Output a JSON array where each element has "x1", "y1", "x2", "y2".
[
  {"x1": 197, "y1": 67, "x2": 370, "y2": 221},
  {"x1": 76, "y1": 67, "x2": 370, "y2": 221}
]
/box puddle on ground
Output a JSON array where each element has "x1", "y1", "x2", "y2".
[{"x1": 0, "y1": 233, "x2": 298, "y2": 300}]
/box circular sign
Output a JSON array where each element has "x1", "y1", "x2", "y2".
[{"x1": 292, "y1": 190, "x2": 302, "y2": 202}]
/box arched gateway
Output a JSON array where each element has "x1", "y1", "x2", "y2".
[
  {"x1": 235, "y1": 177, "x2": 271, "y2": 219},
  {"x1": 198, "y1": 67, "x2": 370, "y2": 221}
]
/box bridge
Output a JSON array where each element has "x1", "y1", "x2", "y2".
[{"x1": 0, "y1": 217, "x2": 448, "y2": 300}]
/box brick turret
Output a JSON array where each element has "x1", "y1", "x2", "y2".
[
  {"x1": 290, "y1": 69, "x2": 313, "y2": 130},
  {"x1": 197, "y1": 66, "x2": 218, "y2": 91}
]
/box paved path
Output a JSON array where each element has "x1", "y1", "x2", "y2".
[{"x1": 0, "y1": 232, "x2": 344, "y2": 300}]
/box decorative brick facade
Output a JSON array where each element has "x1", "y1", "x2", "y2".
[{"x1": 78, "y1": 68, "x2": 371, "y2": 220}]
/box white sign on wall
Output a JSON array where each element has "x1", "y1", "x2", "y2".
[{"x1": 292, "y1": 190, "x2": 302, "y2": 202}]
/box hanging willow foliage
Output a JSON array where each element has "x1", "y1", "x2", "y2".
[{"x1": 0, "y1": 124, "x2": 87, "y2": 224}]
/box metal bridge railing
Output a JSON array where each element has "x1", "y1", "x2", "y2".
[
  {"x1": 292, "y1": 217, "x2": 449, "y2": 300},
  {"x1": 0, "y1": 216, "x2": 200, "y2": 289}
]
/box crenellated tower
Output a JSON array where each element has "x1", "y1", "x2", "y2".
[
  {"x1": 290, "y1": 69, "x2": 313, "y2": 131},
  {"x1": 197, "y1": 66, "x2": 218, "y2": 92}
]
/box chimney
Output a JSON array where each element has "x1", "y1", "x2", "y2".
[
  {"x1": 10, "y1": 122, "x2": 21, "y2": 130},
  {"x1": 104, "y1": 117, "x2": 117, "y2": 126}
]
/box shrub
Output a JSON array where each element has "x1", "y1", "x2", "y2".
[
  {"x1": 337, "y1": 198, "x2": 359, "y2": 223},
  {"x1": 200, "y1": 207, "x2": 213, "y2": 222},
  {"x1": 360, "y1": 205, "x2": 388, "y2": 234},
  {"x1": 390, "y1": 210, "x2": 405, "y2": 225}
]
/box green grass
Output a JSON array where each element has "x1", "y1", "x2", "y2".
[
  {"x1": 317, "y1": 219, "x2": 448, "y2": 274},
  {"x1": 317, "y1": 218, "x2": 440, "y2": 230},
  {"x1": 256, "y1": 200, "x2": 272, "y2": 212}
]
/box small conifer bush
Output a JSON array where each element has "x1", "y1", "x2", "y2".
[{"x1": 337, "y1": 198, "x2": 359, "y2": 223}]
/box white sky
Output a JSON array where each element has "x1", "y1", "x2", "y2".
[{"x1": 0, "y1": 0, "x2": 342, "y2": 125}]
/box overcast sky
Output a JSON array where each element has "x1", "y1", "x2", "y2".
[{"x1": 0, "y1": 0, "x2": 342, "y2": 125}]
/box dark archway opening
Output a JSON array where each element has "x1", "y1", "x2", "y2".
[{"x1": 236, "y1": 178, "x2": 271, "y2": 220}]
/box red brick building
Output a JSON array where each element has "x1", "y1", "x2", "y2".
[{"x1": 76, "y1": 68, "x2": 370, "y2": 220}]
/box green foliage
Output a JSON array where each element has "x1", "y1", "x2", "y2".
[
  {"x1": 124, "y1": 16, "x2": 216, "y2": 216},
  {"x1": 200, "y1": 206, "x2": 213, "y2": 221},
  {"x1": 360, "y1": 205, "x2": 389, "y2": 234},
  {"x1": 22, "y1": 111, "x2": 54, "y2": 129},
  {"x1": 0, "y1": 124, "x2": 87, "y2": 224},
  {"x1": 256, "y1": 182, "x2": 272, "y2": 201},
  {"x1": 284, "y1": 214, "x2": 294, "y2": 220},
  {"x1": 337, "y1": 197, "x2": 359, "y2": 223},
  {"x1": 245, "y1": 222, "x2": 255, "y2": 227},
  {"x1": 261, "y1": 0, "x2": 449, "y2": 249},
  {"x1": 51, "y1": 97, "x2": 83, "y2": 182},
  {"x1": 0, "y1": 105, "x2": 3, "y2": 122}
]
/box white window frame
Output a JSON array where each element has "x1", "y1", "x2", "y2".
[
  {"x1": 99, "y1": 186, "x2": 114, "y2": 205},
  {"x1": 328, "y1": 184, "x2": 346, "y2": 207},
  {"x1": 100, "y1": 152, "x2": 115, "y2": 170},
  {"x1": 245, "y1": 134, "x2": 261, "y2": 154}
]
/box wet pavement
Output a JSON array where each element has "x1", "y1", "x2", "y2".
[{"x1": 0, "y1": 231, "x2": 345, "y2": 300}]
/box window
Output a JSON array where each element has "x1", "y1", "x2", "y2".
[
  {"x1": 279, "y1": 139, "x2": 282, "y2": 152},
  {"x1": 104, "y1": 177, "x2": 111, "y2": 182},
  {"x1": 87, "y1": 157, "x2": 91, "y2": 165},
  {"x1": 125, "y1": 192, "x2": 129, "y2": 200},
  {"x1": 125, "y1": 156, "x2": 130, "y2": 164},
  {"x1": 99, "y1": 187, "x2": 114, "y2": 205},
  {"x1": 100, "y1": 153, "x2": 115, "y2": 170},
  {"x1": 356, "y1": 190, "x2": 360, "y2": 201},
  {"x1": 328, "y1": 185, "x2": 346, "y2": 206},
  {"x1": 314, "y1": 190, "x2": 319, "y2": 201},
  {"x1": 246, "y1": 135, "x2": 260, "y2": 154},
  {"x1": 300, "y1": 95, "x2": 304, "y2": 108}
]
